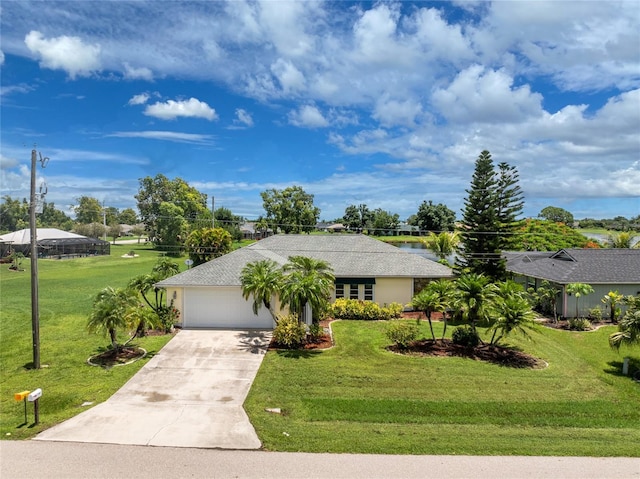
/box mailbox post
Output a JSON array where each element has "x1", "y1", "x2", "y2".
[
  {"x1": 14, "y1": 391, "x2": 30, "y2": 424},
  {"x1": 27, "y1": 388, "x2": 42, "y2": 425}
]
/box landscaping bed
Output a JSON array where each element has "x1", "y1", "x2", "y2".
[{"x1": 390, "y1": 339, "x2": 545, "y2": 368}]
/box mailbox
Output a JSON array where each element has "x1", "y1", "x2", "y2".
[
  {"x1": 14, "y1": 391, "x2": 30, "y2": 401},
  {"x1": 27, "y1": 388, "x2": 42, "y2": 402}
]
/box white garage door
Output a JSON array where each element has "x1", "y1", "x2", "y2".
[{"x1": 183, "y1": 287, "x2": 274, "y2": 329}]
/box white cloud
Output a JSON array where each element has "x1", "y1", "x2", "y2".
[
  {"x1": 432, "y1": 66, "x2": 543, "y2": 123},
  {"x1": 271, "y1": 58, "x2": 306, "y2": 93},
  {"x1": 123, "y1": 62, "x2": 153, "y2": 81},
  {"x1": 0, "y1": 154, "x2": 19, "y2": 169},
  {"x1": 233, "y1": 108, "x2": 254, "y2": 128},
  {"x1": 107, "y1": 130, "x2": 215, "y2": 144},
  {"x1": 288, "y1": 104, "x2": 329, "y2": 128},
  {"x1": 0, "y1": 50, "x2": 4, "y2": 65},
  {"x1": 143, "y1": 98, "x2": 218, "y2": 121},
  {"x1": 1, "y1": 83, "x2": 34, "y2": 97},
  {"x1": 373, "y1": 95, "x2": 423, "y2": 127},
  {"x1": 127, "y1": 93, "x2": 150, "y2": 105},
  {"x1": 24, "y1": 30, "x2": 101, "y2": 79}
]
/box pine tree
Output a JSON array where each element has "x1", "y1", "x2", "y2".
[
  {"x1": 456, "y1": 151, "x2": 524, "y2": 280},
  {"x1": 495, "y1": 162, "x2": 525, "y2": 252}
]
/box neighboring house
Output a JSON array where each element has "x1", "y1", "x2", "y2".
[
  {"x1": 0, "y1": 228, "x2": 110, "y2": 259},
  {"x1": 506, "y1": 249, "x2": 640, "y2": 318},
  {"x1": 156, "y1": 234, "x2": 454, "y2": 329},
  {"x1": 239, "y1": 222, "x2": 272, "y2": 240},
  {"x1": 316, "y1": 222, "x2": 345, "y2": 233}
]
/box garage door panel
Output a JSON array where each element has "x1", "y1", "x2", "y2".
[{"x1": 184, "y1": 287, "x2": 273, "y2": 329}]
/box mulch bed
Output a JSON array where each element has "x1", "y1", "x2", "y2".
[
  {"x1": 539, "y1": 319, "x2": 613, "y2": 331},
  {"x1": 88, "y1": 346, "x2": 146, "y2": 367},
  {"x1": 389, "y1": 339, "x2": 546, "y2": 369}
]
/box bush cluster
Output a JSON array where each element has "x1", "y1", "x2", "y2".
[
  {"x1": 330, "y1": 298, "x2": 403, "y2": 321},
  {"x1": 568, "y1": 318, "x2": 592, "y2": 331},
  {"x1": 273, "y1": 314, "x2": 307, "y2": 349},
  {"x1": 452, "y1": 325, "x2": 480, "y2": 347},
  {"x1": 385, "y1": 321, "x2": 419, "y2": 349}
]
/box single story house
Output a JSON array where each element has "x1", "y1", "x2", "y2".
[
  {"x1": 505, "y1": 248, "x2": 640, "y2": 318},
  {"x1": 0, "y1": 228, "x2": 110, "y2": 259},
  {"x1": 156, "y1": 234, "x2": 454, "y2": 329}
]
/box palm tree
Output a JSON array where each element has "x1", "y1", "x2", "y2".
[
  {"x1": 609, "y1": 311, "x2": 640, "y2": 350},
  {"x1": 531, "y1": 280, "x2": 560, "y2": 323},
  {"x1": 411, "y1": 289, "x2": 440, "y2": 340},
  {"x1": 87, "y1": 286, "x2": 138, "y2": 352},
  {"x1": 428, "y1": 279, "x2": 456, "y2": 340},
  {"x1": 281, "y1": 256, "x2": 335, "y2": 324},
  {"x1": 566, "y1": 282, "x2": 594, "y2": 318},
  {"x1": 609, "y1": 295, "x2": 640, "y2": 352},
  {"x1": 240, "y1": 259, "x2": 283, "y2": 320},
  {"x1": 128, "y1": 257, "x2": 180, "y2": 335},
  {"x1": 454, "y1": 273, "x2": 495, "y2": 335},
  {"x1": 602, "y1": 291, "x2": 624, "y2": 323},
  {"x1": 489, "y1": 289, "x2": 536, "y2": 345},
  {"x1": 421, "y1": 231, "x2": 460, "y2": 263},
  {"x1": 608, "y1": 232, "x2": 633, "y2": 248}
]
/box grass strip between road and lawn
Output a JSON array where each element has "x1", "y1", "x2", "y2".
[{"x1": 245, "y1": 320, "x2": 640, "y2": 456}]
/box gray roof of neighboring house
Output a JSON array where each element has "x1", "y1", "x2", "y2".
[
  {"x1": 157, "y1": 234, "x2": 454, "y2": 287},
  {"x1": 505, "y1": 248, "x2": 640, "y2": 285}
]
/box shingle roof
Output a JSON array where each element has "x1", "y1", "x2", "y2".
[
  {"x1": 157, "y1": 234, "x2": 454, "y2": 287},
  {"x1": 505, "y1": 248, "x2": 640, "y2": 284}
]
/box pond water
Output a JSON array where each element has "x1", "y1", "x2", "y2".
[{"x1": 390, "y1": 242, "x2": 457, "y2": 263}]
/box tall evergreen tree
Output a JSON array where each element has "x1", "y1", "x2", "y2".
[
  {"x1": 456, "y1": 151, "x2": 523, "y2": 280},
  {"x1": 495, "y1": 162, "x2": 525, "y2": 252}
]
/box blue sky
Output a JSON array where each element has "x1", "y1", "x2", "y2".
[{"x1": 1, "y1": 1, "x2": 639, "y2": 222}]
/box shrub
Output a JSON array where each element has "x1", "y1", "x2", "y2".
[
  {"x1": 330, "y1": 299, "x2": 403, "y2": 321},
  {"x1": 273, "y1": 314, "x2": 307, "y2": 349},
  {"x1": 588, "y1": 307, "x2": 603, "y2": 322},
  {"x1": 385, "y1": 321, "x2": 419, "y2": 349},
  {"x1": 568, "y1": 318, "x2": 592, "y2": 331},
  {"x1": 308, "y1": 322, "x2": 324, "y2": 341},
  {"x1": 452, "y1": 325, "x2": 480, "y2": 347}
]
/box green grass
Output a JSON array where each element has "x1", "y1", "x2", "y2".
[
  {"x1": 245, "y1": 320, "x2": 640, "y2": 456},
  {"x1": 0, "y1": 245, "x2": 181, "y2": 439}
]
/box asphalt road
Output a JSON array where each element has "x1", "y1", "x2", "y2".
[{"x1": 1, "y1": 441, "x2": 638, "y2": 479}]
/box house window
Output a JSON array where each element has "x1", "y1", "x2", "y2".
[
  {"x1": 350, "y1": 284, "x2": 359, "y2": 299},
  {"x1": 335, "y1": 284, "x2": 344, "y2": 299},
  {"x1": 364, "y1": 284, "x2": 374, "y2": 301}
]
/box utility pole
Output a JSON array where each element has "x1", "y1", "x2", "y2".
[
  {"x1": 102, "y1": 201, "x2": 107, "y2": 241},
  {"x1": 212, "y1": 196, "x2": 215, "y2": 228},
  {"x1": 29, "y1": 148, "x2": 49, "y2": 370}
]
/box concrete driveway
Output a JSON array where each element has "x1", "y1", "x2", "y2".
[{"x1": 35, "y1": 329, "x2": 271, "y2": 449}]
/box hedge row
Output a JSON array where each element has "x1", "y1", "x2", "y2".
[{"x1": 330, "y1": 298, "x2": 404, "y2": 321}]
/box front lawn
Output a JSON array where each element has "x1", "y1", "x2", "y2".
[
  {"x1": 245, "y1": 320, "x2": 640, "y2": 456},
  {"x1": 0, "y1": 245, "x2": 178, "y2": 439}
]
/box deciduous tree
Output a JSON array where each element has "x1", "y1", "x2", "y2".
[
  {"x1": 185, "y1": 227, "x2": 232, "y2": 266},
  {"x1": 539, "y1": 206, "x2": 574, "y2": 225},
  {"x1": 260, "y1": 186, "x2": 320, "y2": 234},
  {"x1": 73, "y1": 196, "x2": 103, "y2": 224},
  {"x1": 136, "y1": 174, "x2": 209, "y2": 242},
  {"x1": 413, "y1": 200, "x2": 455, "y2": 232}
]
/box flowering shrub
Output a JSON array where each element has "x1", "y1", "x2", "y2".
[
  {"x1": 330, "y1": 298, "x2": 403, "y2": 321},
  {"x1": 157, "y1": 304, "x2": 180, "y2": 333},
  {"x1": 273, "y1": 314, "x2": 307, "y2": 349}
]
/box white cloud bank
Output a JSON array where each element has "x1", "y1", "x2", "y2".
[{"x1": 143, "y1": 98, "x2": 217, "y2": 121}]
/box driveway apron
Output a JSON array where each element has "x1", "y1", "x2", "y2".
[{"x1": 35, "y1": 330, "x2": 271, "y2": 449}]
